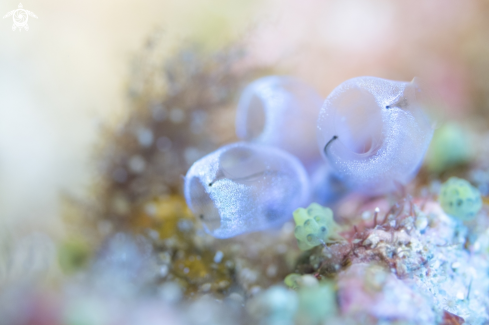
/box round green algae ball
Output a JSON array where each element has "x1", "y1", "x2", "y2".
[
  {"x1": 439, "y1": 177, "x2": 482, "y2": 220},
  {"x1": 293, "y1": 203, "x2": 342, "y2": 251},
  {"x1": 426, "y1": 123, "x2": 472, "y2": 173}
]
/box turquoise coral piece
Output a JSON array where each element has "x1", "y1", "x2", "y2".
[
  {"x1": 293, "y1": 203, "x2": 343, "y2": 250},
  {"x1": 439, "y1": 177, "x2": 482, "y2": 220}
]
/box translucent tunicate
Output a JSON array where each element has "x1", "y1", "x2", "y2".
[
  {"x1": 236, "y1": 76, "x2": 324, "y2": 166},
  {"x1": 317, "y1": 77, "x2": 433, "y2": 195},
  {"x1": 184, "y1": 142, "x2": 310, "y2": 238}
]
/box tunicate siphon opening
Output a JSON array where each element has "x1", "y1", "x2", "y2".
[{"x1": 331, "y1": 87, "x2": 383, "y2": 155}]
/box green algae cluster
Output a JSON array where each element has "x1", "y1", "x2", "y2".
[
  {"x1": 293, "y1": 203, "x2": 343, "y2": 251},
  {"x1": 439, "y1": 177, "x2": 482, "y2": 220}
]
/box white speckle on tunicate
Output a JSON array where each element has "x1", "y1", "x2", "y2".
[
  {"x1": 184, "y1": 267, "x2": 189, "y2": 274},
  {"x1": 128, "y1": 155, "x2": 146, "y2": 174}
]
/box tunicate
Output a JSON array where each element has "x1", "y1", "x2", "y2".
[
  {"x1": 236, "y1": 76, "x2": 323, "y2": 166},
  {"x1": 184, "y1": 142, "x2": 310, "y2": 238},
  {"x1": 317, "y1": 76, "x2": 433, "y2": 195}
]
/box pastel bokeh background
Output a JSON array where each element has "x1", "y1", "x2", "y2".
[{"x1": 1, "y1": 0, "x2": 489, "y2": 279}]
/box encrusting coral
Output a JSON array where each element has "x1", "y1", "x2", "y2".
[{"x1": 289, "y1": 196, "x2": 489, "y2": 324}]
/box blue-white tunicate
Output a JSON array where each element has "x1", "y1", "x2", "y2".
[
  {"x1": 317, "y1": 77, "x2": 433, "y2": 195},
  {"x1": 235, "y1": 76, "x2": 323, "y2": 166},
  {"x1": 184, "y1": 142, "x2": 310, "y2": 238}
]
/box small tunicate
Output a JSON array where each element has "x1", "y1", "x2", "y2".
[
  {"x1": 184, "y1": 142, "x2": 310, "y2": 238},
  {"x1": 439, "y1": 177, "x2": 482, "y2": 220},
  {"x1": 317, "y1": 76, "x2": 433, "y2": 195},
  {"x1": 293, "y1": 203, "x2": 343, "y2": 250},
  {"x1": 236, "y1": 76, "x2": 323, "y2": 166}
]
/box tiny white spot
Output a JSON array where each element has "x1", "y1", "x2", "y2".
[{"x1": 214, "y1": 251, "x2": 223, "y2": 263}]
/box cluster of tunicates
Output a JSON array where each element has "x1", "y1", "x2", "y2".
[{"x1": 184, "y1": 76, "x2": 434, "y2": 238}]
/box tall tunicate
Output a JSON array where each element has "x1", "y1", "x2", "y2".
[
  {"x1": 184, "y1": 142, "x2": 310, "y2": 238},
  {"x1": 317, "y1": 77, "x2": 433, "y2": 195},
  {"x1": 236, "y1": 76, "x2": 323, "y2": 166}
]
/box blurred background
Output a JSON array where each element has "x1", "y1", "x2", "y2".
[{"x1": 1, "y1": 0, "x2": 489, "y2": 311}]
